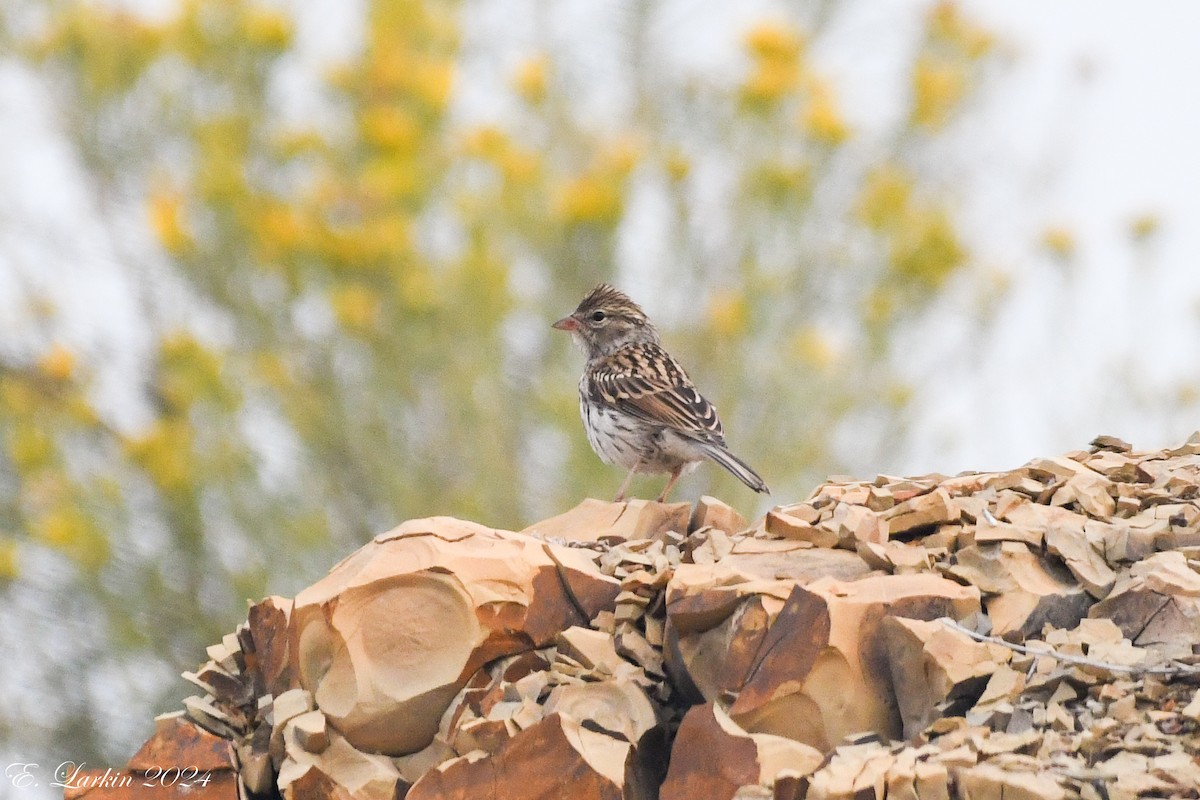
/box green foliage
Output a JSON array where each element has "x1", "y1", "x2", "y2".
[{"x1": 0, "y1": 0, "x2": 996, "y2": 766}]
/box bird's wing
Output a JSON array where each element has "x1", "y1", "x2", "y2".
[{"x1": 586, "y1": 343, "x2": 726, "y2": 444}]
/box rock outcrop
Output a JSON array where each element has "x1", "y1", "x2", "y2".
[{"x1": 65, "y1": 434, "x2": 1200, "y2": 799}]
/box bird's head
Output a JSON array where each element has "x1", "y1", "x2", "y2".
[{"x1": 553, "y1": 283, "x2": 660, "y2": 358}]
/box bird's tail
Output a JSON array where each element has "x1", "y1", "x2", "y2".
[{"x1": 702, "y1": 443, "x2": 769, "y2": 494}]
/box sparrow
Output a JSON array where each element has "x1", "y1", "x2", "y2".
[{"x1": 553, "y1": 283, "x2": 769, "y2": 502}]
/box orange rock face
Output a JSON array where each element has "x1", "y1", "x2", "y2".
[{"x1": 288, "y1": 517, "x2": 620, "y2": 755}]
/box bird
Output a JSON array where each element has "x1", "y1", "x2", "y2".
[{"x1": 553, "y1": 283, "x2": 769, "y2": 503}]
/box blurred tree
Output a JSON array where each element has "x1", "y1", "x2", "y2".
[{"x1": 0, "y1": 0, "x2": 996, "y2": 769}]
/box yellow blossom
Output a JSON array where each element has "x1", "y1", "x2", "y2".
[
  {"x1": 1041, "y1": 227, "x2": 1075, "y2": 259},
  {"x1": 752, "y1": 160, "x2": 811, "y2": 205},
  {"x1": 708, "y1": 291, "x2": 748, "y2": 337},
  {"x1": 514, "y1": 55, "x2": 548, "y2": 103},
  {"x1": 158, "y1": 333, "x2": 229, "y2": 410},
  {"x1": 889, "y1": 209, "x2": 966, "y2": 288},
  {"x1": 0, "y1": 538, "x2": 16, "y2": 580},
  {"x1": 802, "y1": 79, "x2": 850, "y2": 145},
  {"x1": 331, "y1": 284, "x2": 381, "y2": 330},
  {"x1": 360, "y1": 155, "x2": 420, "y2": 203},
  {"x1": 928, "y1": 2, "x2": 993, "y2": 59},
  {"x1": 38, "y1": 344, "x2": 76, "y2": 381},
  {"x1": 744, "y1": 22, "x2": 804, "y2": 63},
  {"x1": 8, "y1": 423, "x2": 54, "y2": 472},
  {"x1": 911, "y1": 55, "x2": 966, "y2": 129},
  {"x1": 463, "y1": 126, "x2": 509, "y2": 160},
  {"x1": 664, "y1": 150, "x2": 690, "y2": 182},
  {"x1": 362, "y1": 214, "x2": 413, "y2": 261},
  {"x1": 148, "y1": 187, "x2": 191, "y2": 254},
  {"x1": 243, "y1": 7, "x2": 293, "y2": 50},
  {"x1": 791, "y1": 327, "x2": 836, "y2": 370},
  {"x1": 498, "y1": 147, "x2": 539, "y2": 184},
  {"x1": 1130, "y1": 214, "x2": 1160, "y2": 241},
  {"x1": 555, "y1": 173, "x2": 623, "y2": 225},
  {"x1": 741, "y1": 60, "x2": 798, "y2": 107},
  {"x1": 255, "y1": 205, "x2": 304, "y2": 259},
  {"x1": 125, "y1": 420, "x2": 193, "y2": 491},
  {"x1": 0, "y1": 378, "x2": 38, "y2": 415},
  {"x1": 413, "y1": 60, "x2": 455, "y2": 110},
  {"x1": 274, "y1": 129, "x2": 326, "y2": 158},
  {"x1": 606, "y1": 138, "x2": 642, "y2": 176},
  {"x1": 857, "y1": 166, "x2": 913, "y2": 231},
  {"x1": 37, "y1": 505, "x2": 108, "y2": 570},
  {"x1": 360, "y1": 106, "x2": 420, "y2": 152}
]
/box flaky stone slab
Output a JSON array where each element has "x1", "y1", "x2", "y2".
[
  {"x1": 727, "y1": 574, "x2": 980, "y2": 749},
  {"x1": 289, "y1": 517, "x2": 619, "y2": 755},
  {"x1": 659, "y1": 703, "x2": 821, "y2": 800},
  {"x1": 522, "y1": 498, "x2": 691, "y2": 543}
]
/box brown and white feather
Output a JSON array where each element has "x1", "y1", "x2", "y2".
[{"x1": 554, "y1": 283, "x2": 768, "y2": 500}]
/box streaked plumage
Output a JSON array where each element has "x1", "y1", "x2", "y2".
[{"x1": 553, "y1": 284, "x2": 769, "y2": 502}]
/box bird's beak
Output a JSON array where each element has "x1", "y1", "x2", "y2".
[{"x1": 552, "y1": 316, "x2": 579, "y2": 332}]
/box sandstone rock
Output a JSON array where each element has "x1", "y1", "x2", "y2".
[
  {"x1": 408, "y1": 713, "x2": 636, "y2": 800},
  {"x1": 288, "y1": 517, "x2": 619, "y2": 755},
  {"x1": 883, "y1": 487, "x2": 959, "y2": 538},
  {"x1": 127, "y1": 714, "x2": 236, "y2": 773},
  {"x1": 659, "y1": 703, "x2": 821, "y2": 800},
  {"x1": 1089, "y1": 551, "x2": 1200, "y2": 646},
  {"x1": 727, "y1": 574, "x2": 980, "y2": 749},
  {"x1": 881, "y1": 617, "x2": 1012, "y2": 737},
  {"x1": 949, "y1": 542, "x2": 1093, "y2": 638},
  {"x1": 522, "y1": 498, "x2": 691, "y2": 543},
  {"x1": 692, "y1": 495, "x2": 748, "y2": 536},
  {"x1": 276, "y1": 730, "x2": 401, "y2": 800}
]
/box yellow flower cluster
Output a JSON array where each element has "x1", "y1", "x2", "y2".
[
  {"x1": 790, "y1": 327, "x2": 837, "y2": 371},
  {"x1": 857, "y1": 166, "x2": 914, "y2": 231},
  {"x1": 1041, "y1": 227, "x2": 1075, "y2": 259},
  {"x1": 125, "y1": 420, "x2": 194, "y2": 491},
  {"x1": 331, "y1": 284, "x2": 381, "y2": 331},
  {"x1": 463, "y1": 126, "x2": 541, "y2": 185},
  {"x1": 242, "y1": 7, "x2": 293, "y2": 50},
  {"x1": 1129, "y1": 214, "x2": 1160, "y2": 242},
  {"x1": 514, "y1": 55, "x2": 548, "y2": 104},
  {"x1": 858, "y1": 166, "x2": 966, "y2": 291},
  {"x1": 554, "y1": 142, "x2": 640, "y2": 226},
  {"x1": 802, "y1": 78, "x2": 850, "y2": 145},
  {"x1": 751, "y1": 160, "x2": 811, "y2": 206},
  {"x1": 741, "y1": 21, "x2": 804, "y2": 108},
  {"x1": 928, "y1": 1, "x2": 993, "y2": 59},
  {"x1": 36, "y1": 5, "x2": 164, "y2": 97},
  {"x1": 911, "y1": 55, "x2": 966, "y2": 130},
  {"x1": 38, "y1": 344, "x2": 76, "y2": 381},
  {"x1": 157, "y1": 333, "x2": 232, "y2": 411},
  {"x1": 0, "y1": 538, "x2": 16, "y2": 580},
  {"x1": 8, "y1": 423, "x2": 54, "y2": 473},
  {"x1": 708, "y1": 290, "x2": 748, "y2": 337},
  {"x1": 910, "y1": 3, "x2": 992, "y2": 130},
  {"x1": 888, "y1": 209, "x2": 965, "y2": 288},
  {"x1": 148, "y1": 187, "x2": 192, "y2": 254},
  {"x1": 361, "y1": 106, "x2": 420, "y2": 152}
]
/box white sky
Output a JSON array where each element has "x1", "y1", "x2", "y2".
[{"x1": 891, "y1": 1, "x2": 1200, "y2": 476}]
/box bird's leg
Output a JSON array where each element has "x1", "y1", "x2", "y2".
[
  {"x1": 656, "y1": 465, "x2": 683, "y2": 503},
  {"x1": 614, "y1": 460, "x2": 642, "y2": 503}
]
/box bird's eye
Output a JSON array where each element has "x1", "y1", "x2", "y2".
[{"x1": 590, "y1": 311, "x2": 607, "y2": 323}]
